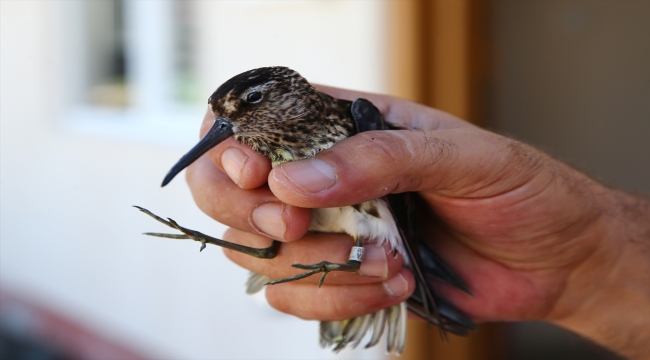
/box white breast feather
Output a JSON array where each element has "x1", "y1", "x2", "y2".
[
  {"x1": 309, "y1": 198, "x2": 410, "y2": 265},
  {"x1": 250, "y1": 197, "x2": 411, "y2": 355}
]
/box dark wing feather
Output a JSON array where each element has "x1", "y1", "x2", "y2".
[
  {"x1": 350, "y1": 97, "x2": 475, "y2": 334},
  {"x1": 385, "y1": 192, "x2": 449, "y2": 333},
  {"x1": 418, "y1": 242, "x2": 473, "y2": 296},
  {"x1": 350, "y1": 98, "x2": 388, "y2": 132}
]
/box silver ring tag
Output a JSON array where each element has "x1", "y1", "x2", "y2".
[{"x1": 349, "y1": 246, "x2": 365, "y2": 262}]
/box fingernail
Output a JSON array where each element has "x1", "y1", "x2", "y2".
[
  {"x1": 222, "y1": 148, "x2": 248, "y2": 185},
  {"x1": 251, "y1": 202, "x2": 286, "y2": 239},
  {"x1": 358, "y1": 245, "x2": 388, "y2": 278},
  {"x1": 279, "y1": 158, "x2": 337, "y2": 193},
  {"x1": 383, "y1": 273, "x2": 409, "y2": 297}
]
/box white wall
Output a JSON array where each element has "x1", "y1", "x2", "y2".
[{"x1": 0, "y1": 1, "x2": 389, "y2": 359}]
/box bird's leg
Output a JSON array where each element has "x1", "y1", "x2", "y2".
[
  {"x1": 266, "y1": 237, "x2": 365, "y2": 287},
  {"x1": 134, "y1": 206, "x2": 280, "y2": 259}
]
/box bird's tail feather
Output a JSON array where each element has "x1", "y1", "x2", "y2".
[
  {"x1": 247, "y1": 272, "x2": 407, "y2": 354},
  {"x1": 320, "y1": 303, "x2": 407, "y2": 356},
  {"x1": 245, "y1": 272, "x2": 269, "y2": 295}
]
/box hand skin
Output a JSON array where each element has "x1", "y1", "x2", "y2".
[{"x1": 185, "y1": 86, "x2": 650, "y2": 359}]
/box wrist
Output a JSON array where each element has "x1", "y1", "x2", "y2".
[{"x1": 548, "y1": 186, "x2": 650, "y2": 359}]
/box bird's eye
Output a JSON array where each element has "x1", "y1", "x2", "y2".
[{"x1": 246, "y1": 91, "x2": 263, "y2": 103}]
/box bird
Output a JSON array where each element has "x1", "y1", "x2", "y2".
[{"x1": 135, "y1": 66, "x2": 475, "y2": 355}]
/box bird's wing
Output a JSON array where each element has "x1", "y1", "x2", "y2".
[
  {"x1": 350, "y1": 98, "x2": 439, "y2": 323},
  {"x1": 384, "y1": 192, "x2": 447, "y2": 329},
  {"x1": 350, "y1": 98, "x2": 388, "y2": 131},
  {"x1": 350, "y1": 97, "x2": 475, "y2": 333}
]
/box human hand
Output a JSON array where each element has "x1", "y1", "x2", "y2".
[{"x1": 186, "y1": 86, "x2": 649, "y2": 359}]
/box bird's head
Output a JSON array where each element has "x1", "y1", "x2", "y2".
[{"x1": 162, "y1": 67, "x2": 353, "y2": 187}]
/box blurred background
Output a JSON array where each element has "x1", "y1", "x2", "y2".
[{"x1": 1, "y1": 1, "x2": 647, "y2": 359}]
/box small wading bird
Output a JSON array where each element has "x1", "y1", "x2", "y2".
[{"x1": 136, "y1": 67, "x2": 475, "y2": 355}]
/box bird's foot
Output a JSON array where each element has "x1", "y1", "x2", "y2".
[
  {"x1": 266, "y1": 260, "x2": 361, "y2": 287},
  {"x1": 134, "y1": 206, "x2": 280, "y2": 258}
]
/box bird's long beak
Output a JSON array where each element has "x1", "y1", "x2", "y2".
[{"x1": 161, "y1": 117, "x2": 234, "y2": 187}]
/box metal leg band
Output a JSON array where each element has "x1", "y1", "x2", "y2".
[{"x1": 348, "y1": 246, "x2": 365, "y2": 262}]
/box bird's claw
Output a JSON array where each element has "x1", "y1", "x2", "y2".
[
  {"x1": 266, "y1": 260, "x2": 361, "y2": 287},
  {"x1": 134, "y1": 206, "x2": 281, "y2": 258}
]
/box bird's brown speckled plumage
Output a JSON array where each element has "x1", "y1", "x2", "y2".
[{"x1": 208, "y1": 67, "x2": 355, "y2": 166}]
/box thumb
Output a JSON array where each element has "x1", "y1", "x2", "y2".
[{"x1": 268, "y1": 127, "x2": 537, "y2": 208}]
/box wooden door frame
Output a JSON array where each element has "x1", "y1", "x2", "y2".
[
  {"x1": 386, "y1": 0, "x2": 489, "y2": 125},
  {"x1": 385, "y1": 1, "x2": 502, "y2": 359}
]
